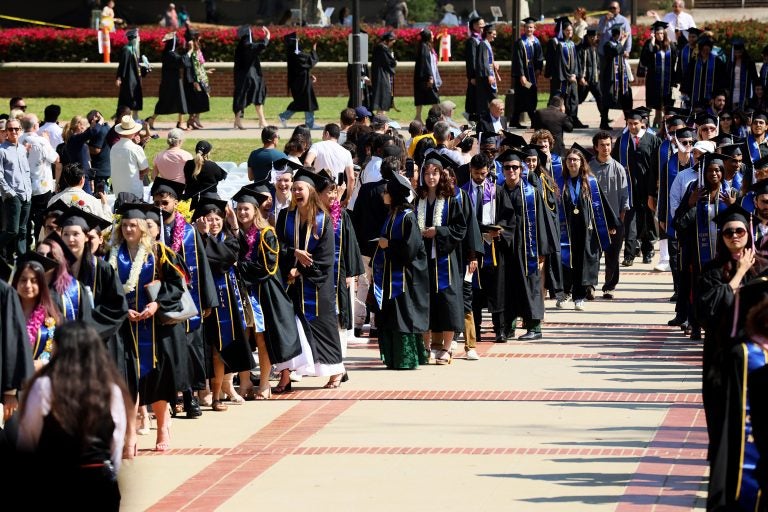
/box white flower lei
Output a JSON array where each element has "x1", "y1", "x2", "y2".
[
  {"x1": 417, "y1": 196, "x2": 445, "y2": 231},
  {"x1": 109, "y1": 244, "x2": 148, "y2": 293}
]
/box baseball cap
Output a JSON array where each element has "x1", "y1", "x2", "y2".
[{"x1": 355, "y1": 106, "x2": 372, "y2": 120}]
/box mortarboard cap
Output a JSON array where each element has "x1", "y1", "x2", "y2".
[
  {"x1": 732, "y1": 37, "x2": 745, "y2": 49},
  {"x1": 115, "y1": 202, "x2": 160, "y2": 221},
  {"x1": 496, "y1": 149, "x2": 523, "y2": 163},
  {"x1": 125, "y1": 28, "x2": 139, "y2": 40},
  {"x1": 42, "y1": 231, "x2": 76, "y2": 266},
  {"x1": 711, "y1": 133, "x2": 736, "y2": 147},
  {"x1": 386, "y1": 173, "x2": 413, "y2": 199},
  {"x1": 586, "y1": 27, "x2": 598, "y2": 36},
  {"x1": 58, "y1": 205, "x2": 112, "y2": 232},
  {"x1": 666, "y1": 106, "x2": 689, "y2": 116},
  {"x1": 698, "y1": 36, "x2": 714, "y2": 48},
  {"x1": 150, "y1": 177, "x2": 185, "y2": 199},
  {"x1": 236, "y1": 25, "x2": 251, "y2": 39},
  {"x1": 626, "y1": 108, "x2": 646, "y2": 120},
  {"x1": 381, "y1": 31, "x2": 396, "y2": 41},
  {"x1": 191, "y1": 194, "x2": 228, "y2": 222},
  {"x1": 754, "y1": 153, "x2": 768, "y2": 170},
  {"x1": 315, "y1": 169, "x2": 335, "y2": 193},
  {"x1": 521, "y1": 17, "x2": 537, "y2": 24},
  {"x1": 686, "y1": 27, "x2": 702, "y2": 36},
  {"x1": 569, "y1": 142, "x2": 593, "y2": 162},
  {"x1": 475, "y1": 131, "x2": 498, "y2": 145},
  {"x1": 696, "y1": 111, "x2": 718, "y2": 126},
  {"x1": 293, "y1": 168, "x2": 327, "y2": 189},
  {"x1": 749, "y1": 178, "x2": 768, "y2": 196},
  {"x1": 46, "y1": 199, "x2": 69, "y2": 217},
  {"x1": 666, "y1": 115, "x2": 687, "y2": 127},
  {"x1": 232, "y1": 185, "x2": 269, "y2": 206},
  {"x1": 499, "y1": 130, "x2": 527, "y2": 149},
  {"x1": 187, "y1": 183, "x2": 219, "y2": 207},
  {"x1": 651, "y1": 21, "x2": 669, "y2": 31},
  {"x1": 272, "y1": 158, "x2": 303, "y2": 173},
  {"x1": 712, "y1": 203, "x2": 751, "y2": 228},
  {"x1": 16, "y1": 251, "x2": 58, "y2": 274},
  {"x1": 423, "y1": 151, "x2": 457, "y2": 171},
  {"x1": 702, "y1": 152, "x2": 730, "y2": 172},
  {"x1": 719, "y1": 143, "x2": 744, "y2": 157},
  {"x1": 675, "y1": 127, "x2": 696, "y2": 139}
]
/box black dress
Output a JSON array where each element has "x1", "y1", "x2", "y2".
[
  {"x1": 413, "y1": 42, "x2": 440, "y2": 106},
  {"x1": 286, "y1": 49, "x2": 319, "y2": 113},
  {"x1": 183, "y1": 159, "x2": 227, "y2": 199},
  {"x1": 153, "y1": 40, "x2": 191, "y2": 116},
  {"x1": 116, "y1": 46, "x2": 143, "y2": 112},
  {"x1": 371, "y1": 43, "x2": 396, "y2": 111},
  {"x1": 232, "y1": 35, "x2": 268, "y2": 112}
]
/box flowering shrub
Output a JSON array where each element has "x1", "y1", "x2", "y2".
[{"x1": 0, "y1": 21, "x2": 765, "y2": 63}]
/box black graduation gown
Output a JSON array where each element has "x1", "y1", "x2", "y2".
[
  {"x1": 286, "y1": 49, "x2": 319, "y2": 113},
  {"x1": 276, "y1": 209, "x2": 343, "y2": 371},
  {"x1": 116, "y1": 46, "x2": 143, "y2": 112},
  {"x1": 465, "y1": 35, "x2": 482, "y2": 116},
  {"x1": 371, "y1": 43, "x2": 396, "y2": 111},
  {"x1": 727, "y1": 56, "x2": 758, "y2": 109},
  {"x1": 456, "y1": 188, "x2": 484, "y2": 313},
  {"x1": 239, "y1": 227, "x2": 302, "y2": 365},
  {"x1": 376, "y1": 210, "x2": 430, "y2": 333},
  {"x1": 601, "y1": 39, "x2": 633, "y2": 111},
  {"x1": 496, "y1": 181, "x2": 553, "y2": 322},
  {"x1": 347, "y1": 63, "x2": 372, "y2": 110},
  {"x1": 546, "y1": 38, "x2": 580, "y2": 118},
  {"x1": 415, "y1": 195, "x2": 467, "y2": 333},
  {"x1": 475, "y1": 40, "x2": 497, "y2": 115},
  {"x1": 335, "y1": 211, "x2": 365, "y2": 330},
  {"x1": 414, "y1": 43, "x2": 440, "y2": 106},
  {"x1": 640, "y1": 40, "x2": 678, "y2": 109},
  {"x1": 577, "y1": 41, "x2": 601, "y2": 103},
  {"x1": 513, "y1": 36, "x2": 544, "y2": 116},
  {"x1": 201, "y1": 233, "x2": 254, "y2": 373},
  {"x1": 747, "y1": 364, "x2": 768, "y2": 506},
  {"x1": 0, "y1": 281, "x2": 33, "y2": 397},
  {"x1": 560, "y1": 178, "x2": 619, "y2": 287},
  {"x1": 472, "y1": 184, "x2": 506, "y2": 314},
  {"x1": 153, "y1": 42, "x2": 190, "y2": 116},
  {"x1": 528, "y1": 169, "x2": 564, "y2": 295},
  {"x1": 612, "y1": 131, "x2": 661, "y2": 217},
  {"x1": 682, "y1": 55, "x2": 726, "y2": 108},
  {"x1": 233, "y1": 37, "x2": 268, "y2": 112}
]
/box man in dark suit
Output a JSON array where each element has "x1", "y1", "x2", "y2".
[
  {"x1": 531, "y1": 96, "x2": 573, "y2": 156},
  {"x1": 475, "y1": 98, "x2": 508, "y2": 135}
]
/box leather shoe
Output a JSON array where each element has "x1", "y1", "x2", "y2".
[
  {"x1": 185, "y1": 397, "x2": 202, "y2": 418},
  {"x1": 621, "y1": 258, "x2": 634, "y2": 267},
  {"x1": 585, "y1": 286, "x2": 595, "y2": 301},
  {"x1": 572, "y1": 119, "x2": 590, "y2": 129},
  {"x1": 602, "y1": 290, "x2": 614, "y2": 300},
  {"x1": 642, "y1": 255, "x2": 652, "y2": 264},
  {"x1": 511, "y1": 123, "x2": 528, "y2": 129},
  {"x1": 354, "y1": 327, "x2": 363, "y2": 338},
  {"x1": 503, "y1": 327, "x2": 515, "y2": 341},
  {"x1": 517, "y1": 331, "x2": 542, "y2": 341},
  {"x1": 599, "y1": 122, "x2": 612, "y2": 130},
  {"x1": 494, "y1": 333, "x2": 507, "y2": 343},
  {"x1": 669, "y1": 292, "x2": 678, "y2": 302},
  {"x1": 667, "y1": 316, "x2": 686, "y2": 326}
]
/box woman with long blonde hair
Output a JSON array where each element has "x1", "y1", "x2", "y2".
[{"x1": 182, "y1": 140, "x2": 227, "y2": 199}]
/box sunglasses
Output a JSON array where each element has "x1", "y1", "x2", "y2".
[
  {"x1": 722, "y1": 227, "x2": 747, "y2": 238},
  {"x1": 503, "y1": 164, "x2": 521, "y2": 170},
  {"x1": 6, "y1": 127, "x2": 21, "y2": 132},
  {"x1": 609, "y1": 5, "x2": 619, "y2": 10},
  {"x1": 678, "y1": 140, "x2": 693, "y2": 146}
]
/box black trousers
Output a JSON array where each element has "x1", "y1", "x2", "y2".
[
  {"x1": 602, "y1": 223, "x2": 623, "y2": 292},
  {"x1": 27, "y1": 191, "x2": 51, "y2": 250},
  {"x1": 623, "y1": 205, "x2": 657, "y2": 260},
  {"x1": 579, "y1": 82, "x2": 609, "y2": 123}
]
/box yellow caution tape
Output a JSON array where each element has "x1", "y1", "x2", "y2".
[{"x1": 0, "y1": 15, "x2": 73, "y2": 29}]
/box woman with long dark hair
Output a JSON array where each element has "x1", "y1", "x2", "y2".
[
  {"x1": 727, "y1": 38, "x2": 758, "y2": 110},
  {"x1": 185, "y1": 30, "x2": 211, "y2": 130},
  {"x1": 414, "y1": 157, "x2": 467, "y2": 364},
  {"x1": 16, "y1": 322, "x2": 135, "y2": 510},
  {"x1": 640, "y1": 21, "x2": 677, "y2": 128},
  {"x1": 232, "y1": 25, "x2": 270, "y2": 130},
  {"x1": 36, "y1": 233, "x2": 92, "y2": 323},
  {"x1": 558, "y1": 145, "x2": 618, "y2": 310},
  {"x1": 413, "y1": 29, "x2": 441, "y2": 124}
]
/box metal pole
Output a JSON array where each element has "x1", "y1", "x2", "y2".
[{"x1": 352, "y1": 0, "x2": 362, "y2": 107}]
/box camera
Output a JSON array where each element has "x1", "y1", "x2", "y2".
[{"x1": 405, "y1": 158, "x2": 415, "y2": 178}]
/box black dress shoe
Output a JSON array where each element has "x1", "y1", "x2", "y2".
[
  {"x1": 572, "y1": 119, "x2": 590, "y2": 129},
  {"x1": 690, "y1": 329, "x2": 702, "y2": 340},
  {"x1": 642, "y1": 255, "x2": 653, "y2": 264},
  {"x1": 494, "y1": 334, "x2": 507, "y2": 343},
  {"x1": 369, "y1": 328, "x2": 378, "y2": 338},
  {"x1": 185, "y1": 397, "x2": 202, "y2": 418},
  {"x1": 667, "y1": 316, "x2": 686, "y2": 326},
  {"x1": 680, "y1": 321, "x2": 689, "y2": 332},
  {"x1": 602, "y1": 290, "x2": 614, "y2": 300},
  {"x1": 621, "y1": 258, "x2": 634, "y2": 267},
  {"x1": 503, "y1": 328, "x2": 515, "y2": 341},
  {"x1": 341, "y1": 372, "x2": 349, "y2": 383},
  {"x1": 600, "y1": 122, "x2": 612, "y2": 130},
  {"x1": 585, "y1": 286, "x2": 595, "y2": 301},
  {"x1": 669, "y1": 293, "x2": 678, "y2": 302},
  {"x1": 354, "y1": 327, "x2": 363, "y2": 337},
  {"x1": 517, "y1": 331, "x2": 542, "y2": 341},
  {"x1": 511, "y1": 123, "x2": 528, "y2": 129}
]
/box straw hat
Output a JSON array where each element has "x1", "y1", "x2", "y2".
[
  {"x1": 114, "y1": 115, "x2": 142, "y2": 136},
  {"x1": 444, "y1": 3, "x2": 455, "y2": 12}
]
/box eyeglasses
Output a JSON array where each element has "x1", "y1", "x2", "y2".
[
  {"x1": 722, "y1": 227, "x2": 747, "y2": 238},
  {"x1": 13, "y1": 105, "x2": 26, "y2": 111},
  {"x1": 6, "y1": 127, "x2": 21, "y2": 132},
  {"x1": 503, "y1": 164, "x2": 521, "y2": 170},
  {"x1": 678, "y1": 140, "x2": 693, "y2": 146},
  {"x1": 566, "y1": 157, "x2": 582, "y2": 162},
  {"x1": 701, "y1": 125, "x2": 717, "y2": 132}
]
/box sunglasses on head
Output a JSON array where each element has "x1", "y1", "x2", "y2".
[{"x1": 722, "y1": 227, "x2": 747, "y2": 238}]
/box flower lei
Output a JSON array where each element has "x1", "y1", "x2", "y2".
[
  {"x1": 170, "y1": 212, "x2": 186, "y2": 252},
  {"x1": 416, "y1": 196, "x2": 445, "y2": 231},
  {"x1": 330, "y1": 199, "x2": 342, "y2": 230},
  {"x1": 109, "y1": 244, "x2": 148, "y2": 293},
  {"x1": 26, "y1": 305, "x2": 46, "y2": 346},
  {"x1": 244, "y1": 224, "x2": 259, "y2": 259}
]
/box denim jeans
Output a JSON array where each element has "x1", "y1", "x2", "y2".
[
  {"x1": 0, "y1": 195, "x2": 31, "y2": 260},
  {"x1": 279, "y1": 110, "x2": 315, "y2": 128}
]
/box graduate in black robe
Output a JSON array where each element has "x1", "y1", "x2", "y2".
[
  {"x1": 578, "y1": 28, "x2": 608, "y2": 128},
  {"x1": 601, "y1": 28, "x2": 634, "y2": 115},
  {"x1": 232, "y1": 25, "x2": 270, "y2": 129},
  {"x1": 347, "y1": 63, "x2": 372, "y2": 110},
  {"x1": 279, "y1": 33, "x2": 320, "y2": 128},
  {"x1": 512, "y1": 18, "x2": 544, "y2": 128},
  {"x1": 374, "y1": 173, "x2": 430, "y2": 369},
  {"x1": 334, "y1": 205, "x2": 365, "y2": 333},
  {"x1": 371, "y1": 32, "x2": 397, "y2": 113},
  {"x1": 681, "y1": 37, "x2": 726, "y2": 110},
  {"x1": 0, "y1": 279, "x2": 33, "y2": 427},
  {"x1": 116, "y1": 28, "x2": 145, "y2": 113},
  {"x1": 464, "y1": 18, "x2": 484, "y2": 119},
  {"x1": 475, "y1": 25, "x2": 499, "y2": 118},
  {"x1": 276, "y1": 169, "x2": 345, "y2": 388},
  {"x1": 414, "y1": 29, "x2": 441, "y2": 120},
  {"x1": 640, "y1": 22, "x2": 678, "y2": 127},
  {"x1": 495, "y1": 150, "x2": 555, "y2": 340},
  {"x1": 37, "y1": 232, "x2": 93, "y2": 325},
  {"x1": 148, "y1": 33, "x2": 191, "y2": 128},
  {"x1": 546, "y1": 18, "x2": 582, "y2": 125}
]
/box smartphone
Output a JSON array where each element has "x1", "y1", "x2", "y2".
[
  {"x1": 461, "y1": 124, "x2": 470, "y2": 131},
  {"x1": 405, "y1": 158, "x2": 415, "y2": 178},
  {"x1": 337, "y1": 172, "x2": 345, "y2": 186}
]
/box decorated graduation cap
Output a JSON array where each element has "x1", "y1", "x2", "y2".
[
  {"x1": 16, "y1": 251, "x2": 58, "y2": 273},
  {"x1": 293, "y1": 167, "x2": 327, "y2": 189},
  {"x1": 521, "y1": 17, "x2": 537, "y2": 24},
  {"x1": 569, "y1": 142, "x2": 593, "y2": 162},
  {"x1": 43, "y1": 231, "x2": 76, "y2": 266},
  {"x1": 651, "y1": 20, "x2": 669, "y2": 31},
  {"x1": 754, "y1": 153, "x2": 768, "y2": 171},
  {"x1": 150, "y1": 177, "x2": 185, "y2": 199},
  {"x1": 496, "y1": 148, "x2": 523, "y2": 163},
  {"x1": 712, "y1": 203, "x2": 752, "y2": 228},
  {"x1": 191, "y1": 194, "x2": 228, "y2": 222},
  {"x1": 750, "y1": 178, "x2": 768, "y2": 196},
  {"x1": 115, "y1": 201, "x2": 161, "y2": 220},
  {"x1": 423, "y1": 151, "x2": 458, "y2": 171},
  {"x1": 46, "y1": 199, "x2": 69, "y2": 218},
  {"x1": 675, "y1": 127, "x2": 696, "y2": 139},
  {"x1": 58, "y1": 205, "x2": 112, "y2": 232},
  {"x1": 386, "y1": 173, "x2": 413, "y2": 199},
  {"x1": 232, "y1": 184, "x2": 269, "y2": 206}
]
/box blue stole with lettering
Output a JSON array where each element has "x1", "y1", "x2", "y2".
[
  {"x1": 61, "y1": 278, "x2": 81, "y2": 321},
  {"x1": 558, "y1": 180, "x2": 575, "y2": 268},
  {"x1": 176, "y1": 223, "x2": 202, "y2": 332},
  {"x1": 747, "y1": 135, "x2": 762, "y2": 163},
  {"x1": 31, "y1": 321, "x2": 55, "y2": 360},
  {"x1": 551, "y1": 154, "x2": 563, "y2": 188},
  {"x1": 735, "y1": 341, "x2": 768, "y2": 512},
  {"x1": 521, "y1": 36, "x2": 539, "y2": 85},
  {"x1": 692, "y1": 54, "x2": 716, "y2": 104},
  {"x1": 694, "y1": 183, "x2": 727, "y2": 269},
  {"x1": 655, "y1": 47, "x2": 672, "y2": 99},
  {"x1": 588, "y1": 175, "x2": 612, "y2": 251},
  {"x1": 520, "y1": 180, "x2": 539, "y2": 275},
  {"x1": 495, "y1": 160, "x2": 504, "y2": 184},
  {"x1": 558, "y1": 176, "x2": 611, "y2": 268},
  {"x1": 212, "y1": 233, "x2": 248, "y2": 352},
  {"x1": 484, "y1": 40, "x2": 497, "y2": 92},
  {"x1": 372, "y1": 209, "x2": 410, "y2": 308},
  {"x1": 116, "y1": 243, "x2": 156, "y2": 378},
  {"x1": 284, "y1": 209, "x2": 326, "y2": 321},
  {"x1": 618, "y1": 131, "x2": 634, "y2": 207}
]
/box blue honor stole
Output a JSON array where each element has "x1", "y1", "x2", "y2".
[
  {"x1": 461, "y1": 181, "x2": 497, "y2": 289},
  {"x1": 655, "y1": 47, "x2": 672, "y2": 98},
  {"x1": 560, "y1": 41, "x2": 575, "y2": 95},
  {"x1": 372, "y1": 209, "x2": 410, "y2": 308},
  {"x1": 495, "y1": 160, "x2": 504, "y2": 184},
  {"x1": 520, "y1": 180, "x2": 539, "y2": 275},
  {"x1": 31, "y1": 321, "x2": 55, "y2": 360},
  {"x1": 681, "y1": 45, "x2": 692, "y2": 78},
  {"x1": 484, "y1": 40, "x2": 497, "y2": 92},
  {"x1": 742, "y1": 191, "x2": 757, "y2": 214},
  {"x1": 61, "y1": 278, "x2": 81, "y2": 321},
  {"x1": 212, "y1": 233, "x2": 248, "y2": 352},
  {"x1": 731, "y1": 172, "x2": 743, "y2": 194},
  {"x1": 178, "y1": 222, "x2": 202, "y2": 332},
  {"x1": 612, "y1": 53, "x2": 629, "y2": 98},
  {"x1": 694, "y1": 184, "x2": 727, "y2": 269},
  {"x1": 521, "y1": 36, "x2": 539, "y2": 85},
  {"x1": 691, "y1": 54, "x2": 716, "y2": 103},
  {"x1": 619, "y1": 131, "x2": 634, "y2": 207},
  {"x1": 551, "y1": 154, "x2": 563, "y2": 183},
  {"x1": 735, "y1": 341, "x2": 768, "y2": 511},
  {"x1": 587, "y1": 175, "x2": 612, "y2": 251},
  {"x1": 285, "y1": 209, "x2": 326, "y2": 321},
  {"x1": 333, "y1": 214, "x2": 344, "y2": 314},
  {"x1": 747, "y1": 135, "x2": 762, "y2": 163},
  {"x1": 116, "y1": 243, "x2": 156, "y2": 378},
  {"x1": 659, "y1": 148, "x2": 680, "y2": 237},
  {"x1": 732, "y1": 61, "x2": 751, "y2": 108}
]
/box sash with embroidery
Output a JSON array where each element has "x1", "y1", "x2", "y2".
[
  {"x1": 212, "y1": 233, "x2": 248, "y2": 352},
  {"x1": 495, "y1": 160, "x2": 504, "y2": 184},
  {"x1": 116, "y1": 243, "x2": 156, "y2": 378},
  {"x1": 175, "y1": 222, "x2": 203, "y2": 332},
  {"x1": 691, "y1": 54, "x2": 716, "y2": 104},
  {"x1": 734, "y1": 341, "x2": 768, "y2": 511},
  {"x1": 31, "y1": 322, "x2": 55, "y2": 360},
  {"x1": 619, "y1": 131, "x2": 634, "y2": 207},
  {"x1": 284, "y1": 209, "x2": 325, "y2": 321},
  {"x1": 521, "y1": 180, "x2": 539, "y2": 275},
  {"x1": 655, "y1": 47, "x2": 672, "y2": 99},
  {"x1": 372, "y1": 209, "x2": 410, "y2": 308},
  {"x1": 694, "y1": 184, "x2": 727, "y2": 269},
  {"x1": 61, "y1": 278, "x2": 81, "y2": 321}
]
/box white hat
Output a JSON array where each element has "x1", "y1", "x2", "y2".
[
  {"x1": 444, "y1": 3, "x2": 455, "y2": 12},
  {"x1": 693, "y1": 140, "x2": 715, "y2": 153},
  {"x1": 114, "y1": 115, "x2": 142, "y2": 136}
]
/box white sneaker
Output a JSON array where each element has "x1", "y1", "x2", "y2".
[
  {"x1": 556, "y1": 299, "x2": 566, "y2": 309},
  {"x1": 653, "y1": 261, "x2": 671, "y2": 272},
  {"x1": 466, "y1": 349, "x2": 480, "y2": 360},
  {"x1": 278, "y1": 115, "x2": 288, "y2": 128},
  {"x1": 574, "y1": 300, "x2": 585, "y2": 311},
  {"x1": 289, "y1": 371, "x2": 303, "y2": 382}
]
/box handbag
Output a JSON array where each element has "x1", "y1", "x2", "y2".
[{"x1": 145, "y1": 279, "x2": 199, "y2": 325}]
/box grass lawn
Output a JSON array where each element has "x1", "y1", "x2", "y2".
[{"x1": 145, "y1": 138, "x2": 258, "y2": 166}]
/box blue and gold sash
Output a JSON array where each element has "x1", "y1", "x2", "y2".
[
  {"x1": 735, "y1": 341, "x2": 768, "y2": 511},
  {"x1": 588, "y1": 175, "x2": 612, "y2": 251},
  {"x1": 372, "y1": 209, "x2": 410, "y2": 308},
  {"x1": 747, "y1": 135, "x2": 762, "y2": 163},
  {"x1": 655, "y1": 47, "x2": 672, "y2": 99},
  {"x1": 212, "y1": 233, "x2": 248, "y2": 351},
  {"x1": 177, "y1": 223, "x2": 202, "y2": 332},
  {"x1": 521, "y1": 36, "x2": 539, "y2": 85},
  {"x1": 61, "y1": 278, "x2": 81, "y2": 321},
  {"x1": 619, "y1": 131, "x2": 634, "y2": 207},
  {"x1": 694, "y1": 184, "x2": 726, "y2": 269},
  {"x1": 551, "y1": 154, "x2": 563, "y2": 188},
  {"x1": 691, "y1": 54, "x2": 716, "y2": 104},
  {"x1": 31, "y1": 321, "x2": 55, "y2": 361},
  {"x1": 612, "y1": 53, "x2": 629, "y2": 99},
  {"x1": 285, "y1": 209, "x2": 326, "y2": 321},
  {"x1": 116, "y1": 243, "x2": 156, "y2": 378},
  {"x1": 521, "y1": 180, "x2": 539, "y2": 275}
]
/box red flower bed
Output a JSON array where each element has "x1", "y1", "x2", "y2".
[{"x1": 0, "y1": 21, "x2": 764, "y2": 63}]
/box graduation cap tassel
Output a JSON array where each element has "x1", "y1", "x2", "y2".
[
  {"x1": 249, "y1": 27, "x2": 252, "y2": 44},
  {"x1": 171, "y1": 34, "x2": 176, "y2": 52}
]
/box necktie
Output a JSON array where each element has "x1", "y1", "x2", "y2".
[
  {"x1": 476, "y1": 185, "x2": 483, "y2": 222},
  {"x1": 634, "y1": 136, "x2": 640, "y2": 148}
]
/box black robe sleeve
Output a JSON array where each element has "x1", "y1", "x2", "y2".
[
  {"x1": 193, "y1": 230, "x2": 220, "y2": 310},
  {"x1": 202, "y1": 233, "x2": 239, "y2": 275},
  {"x1": 238, "y1": 228, "x2": 280, "y2": 286},
  {"x1": 0, "y1": 282, "x2": 33, "y2": 395},
  {"x1": 89, "y1": 259, "x2": 129, "y2": 341},
  {"x1": 696, "y1": 264, "x2": 735, "y2": 331},
  {"x1": 434, "y1": 195, "x2": 467, "y2": 256},
  {"x1": 341, "y1": 211, "x2": 365, "y2": 279},
  {"x1": 458, "y1": 189, "x2": 484, "y2": 261}
]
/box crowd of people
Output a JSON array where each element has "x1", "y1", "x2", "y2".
[{"x1": 1, "y1": 4, "x2": 768, "y2": 510}]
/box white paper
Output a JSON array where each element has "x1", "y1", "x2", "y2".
[{"x1": 464, "y1": 267, "x2": 473, "y2": 283}]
